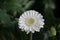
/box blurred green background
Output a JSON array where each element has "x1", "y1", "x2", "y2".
[{"x1": 0, "y1": 0, "x2": 60, "y2": 40}]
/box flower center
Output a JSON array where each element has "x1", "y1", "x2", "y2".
[{"x1": 26, "y1": 18, "x2": 35, "y2": 26}]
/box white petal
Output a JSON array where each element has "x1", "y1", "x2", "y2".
[{"x1": 26, "y1": 31, "x2": 30, "y2": 34}]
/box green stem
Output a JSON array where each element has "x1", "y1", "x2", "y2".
[{"x1": 30, "y1": 33, "x2": 32, "y2": 40}]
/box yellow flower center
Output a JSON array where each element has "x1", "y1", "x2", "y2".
[{"x1": 26, "y1": 18, "x2": 35, "y2": 26}]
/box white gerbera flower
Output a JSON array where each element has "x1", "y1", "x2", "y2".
[{"x1": 18, "y1": 10, "x2": 44, "y2": 34}]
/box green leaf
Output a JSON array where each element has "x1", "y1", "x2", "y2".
[
  {"x1": 24, "y1": 1, "x2": 35, "y2": 10},
  {"x1": 0, "y1": 9, "x2": 14, "y2": 27}
]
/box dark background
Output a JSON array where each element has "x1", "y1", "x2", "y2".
[{"x1": 31, "y1": 0, "x2": 60, "y2": 18}]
